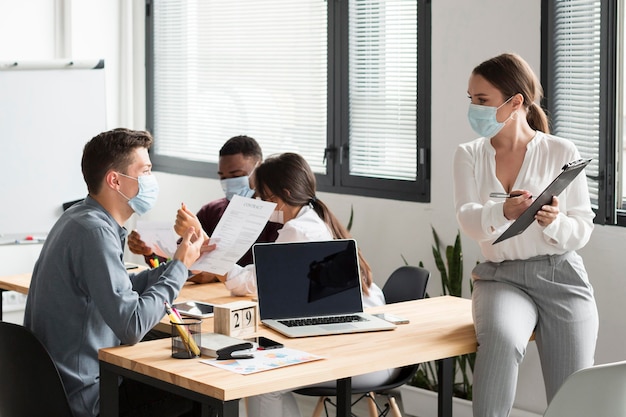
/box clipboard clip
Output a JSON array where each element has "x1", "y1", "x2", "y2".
[{"x1": 562, "y1": 158, "x2": 592, "y2": 170}]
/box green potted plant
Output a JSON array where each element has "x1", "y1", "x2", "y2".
[
  {"x1": 410, "y1": 227, "x2": 475, "y2": 400},
  {"x1": 399, "y1": 227, "x2": 475, "y2": 417}
]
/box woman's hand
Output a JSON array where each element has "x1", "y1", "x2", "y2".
[
  {"x1": 503, "y1": 190, "x2": 533, "y2": 220},
  {"x1": 535, "y1": 196, "x2": 560, "y2": 227}
]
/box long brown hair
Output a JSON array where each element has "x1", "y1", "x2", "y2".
[
  {"x1": 473, "y1": 53, "x2": 550, "y2": 134},
  {"x1": 254, "y1": 153, "x2": 373, "y2": 295}
]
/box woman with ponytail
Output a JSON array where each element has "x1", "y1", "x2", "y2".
[
  {"x1": 224, "y1": 152, "x2": 391, "y2": 417},
  {"x1": 453, "y1": 53, "x2": 597, "y2": 417},
  {"x1": 224, "y1": 152, "x2": 381, "y2": 304}
]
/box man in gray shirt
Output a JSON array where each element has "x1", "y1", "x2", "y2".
[{"x1": 24, "y1": 128, "x2": 209, "y2": 417}]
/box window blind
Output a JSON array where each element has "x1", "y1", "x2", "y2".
[
  {"x1": 550, "y1": 0, "x2": 601, "y2": 204},
  {"x1": 348, "y1": 0, "x2": 418, "y2": 181},
  {"x1": 151, "y1": 0, "x2": 328, "y2": 172}
]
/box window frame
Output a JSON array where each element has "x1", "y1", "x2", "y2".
[
  {"x1": 145, "y1": 0, "x2": 431, "y2": 203},
  {"x1": 541, "y1": 0, "x2": 623, "y2": 226}
]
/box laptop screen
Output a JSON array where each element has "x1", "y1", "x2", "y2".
[{"x1": 253, "y1": 239, "x2": 363, "y2": 320}]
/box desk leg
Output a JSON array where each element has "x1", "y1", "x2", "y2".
[
  {"x1": 437, "y1": 357, "x2": 454, "y2": 417},
  {"x1": 0, "y1": 289, "x2": 5, "y2": 321},
  {"x1": 336, "y1": 377, "x2": 352, "y2": 417},
  {"x1": 100, "y1": 361, "x2": 240, "y2": 417},
  {"x1": 100, "y1": 362, "x2": 119, "y2": 417}
]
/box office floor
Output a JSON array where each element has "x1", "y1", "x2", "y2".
[{"x1": 239, "y1": 389, "x2": 407, "y2": 417}]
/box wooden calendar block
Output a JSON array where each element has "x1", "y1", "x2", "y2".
[{"x1": 214, "y1": 300, "x2": 258, "y2": 337}]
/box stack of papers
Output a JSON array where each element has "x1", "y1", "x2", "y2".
[{"x1": 201, "y1": 347, "x2": 324, "y2": 375}]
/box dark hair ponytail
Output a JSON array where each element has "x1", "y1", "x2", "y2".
[
  {"x1": 256, "y1": 153, "x2": 373, "y2": 295},
  {"x1": 473, "y1": 53, "x2": 550, "y2": 134},
  {"x1": 527, "y1": 102, "x2": 550, "y2": 134}
]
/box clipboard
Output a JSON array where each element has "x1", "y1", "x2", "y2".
[{"x1": 493, "y1": 158, "x2": 592, "y2": 244}]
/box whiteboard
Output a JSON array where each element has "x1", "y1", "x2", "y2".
[{"x1": 0, "y1": 61, "x2": 106, "y2": 235}]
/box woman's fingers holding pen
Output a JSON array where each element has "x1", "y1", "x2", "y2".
[
  {"x1": 503, "y1": 190, "x2": 533, "y2": 220},
  {"x1": 535, "y1": 196, "x2": 560, "y2": 227}
]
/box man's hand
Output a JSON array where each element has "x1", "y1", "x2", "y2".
[
  {"x1": 174, "y1": 204, "x2": 203, "y2": 239},
  {"x1": 187, "y1": 271, "x2": 219, "y2": 284},
  {"x1": 172, "y1": 227, "x2": 204, "y2": 269},
  {"x1": 127, "y1": 230, "x2": 153, "y2": 256}
]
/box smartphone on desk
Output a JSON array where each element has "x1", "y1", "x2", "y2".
[
  {"x1": 171, "y1": 301, "x2": 214, "y2": 319},
  {"x1": 247, "y1": 336, "x2": 284, "y2": 350},
  {"x1": 374, "y1": 313, "x2": 410, "y2": 325}
]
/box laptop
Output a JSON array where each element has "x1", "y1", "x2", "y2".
[{"x1": 253, "y1": 239, "x2": 396, "y2": 338}]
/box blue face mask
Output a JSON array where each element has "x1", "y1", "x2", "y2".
[
  {"x1": 220, "y1": 176, "x2": 255, "y2": 201},
  {"x1": 117, "y1": 173, "x2": 159, "y2": 215},
  {"x1": 467, "y1": 96, "x2": 515, "y2": 138}
]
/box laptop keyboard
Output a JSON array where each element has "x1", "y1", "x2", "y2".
[{"x1": 278, "y1": 314, "x2": 367, "y2": 327}]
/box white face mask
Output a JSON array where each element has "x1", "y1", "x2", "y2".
[
  {"x1": 220, "y1": 175, "x2": 255, "y2": 201},
  {"x1": 467, "y1": 95, "x2": 515, "y2": 138},
  {"x1": 117, "y1": 173, "x2": 159, "y2": 215}
]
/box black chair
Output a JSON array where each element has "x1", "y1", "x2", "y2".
[
  {"x1": 295, "y1": 266, "x2": 430, "y2": 417},
  {"x1": 0, "y1": 321, "x2": 74, "y2": 417}
]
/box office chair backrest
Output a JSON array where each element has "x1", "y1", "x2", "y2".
[
  {"x1": 0, "y1": 321, "x2": 74, "y2": 417},
  {"x1": 382, "y1": 265, "x2": 430, "y2": 304},
  {"x1": 543, "y1": 360, "x2": 626, "y2": 417}
]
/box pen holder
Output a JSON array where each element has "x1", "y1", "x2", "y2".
[{"x1": 170, "y1": 318, "x2": 202, "y2": 359}]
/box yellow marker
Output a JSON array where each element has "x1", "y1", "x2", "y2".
[{"x1": 165, "y1": 302, "x2": 200, "y2": 357}]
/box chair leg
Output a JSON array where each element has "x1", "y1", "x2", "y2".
[
  {"x1": 388, "y1": 396, "x2": 402, "y2": 417},
  {"x1": 311, "y1": 396, "x2": 326, "y2": 417},
  {"x1": 366, "y1": 392, "x2": 378, "y2": 417}
]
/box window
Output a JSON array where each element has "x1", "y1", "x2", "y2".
[
  {"x1": 146, "y1": 0, "x2": 431, "y2": 202},
  {"x1": 542, "y1": 0, "x2": 624, "y2": 225}
]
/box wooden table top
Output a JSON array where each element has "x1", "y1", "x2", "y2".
[
  {"x1": 100, "y1": 295, "x2": 477, "y2": 401},
  {"x1": 0, "y1": 273, "x2": 30, "y2": 293}
]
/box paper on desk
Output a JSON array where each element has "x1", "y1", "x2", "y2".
[
  {"x1": 201, "y1": 347, "x2": 324, "y2": 375},
  {"x1": 135, "y1": 220, "x2": 179, "y2": 259},
  {"x1": 191, "y1": 195, "x2": 276, "y2": 275}
]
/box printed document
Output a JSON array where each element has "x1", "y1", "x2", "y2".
[
  {"x1": 192, "y1": 195, "x2": 276, "y2": 274},
  {"x1": 201, "y1": 347, "x2": 324, "y2": 375},
  {"x1": 135, "y1": 220, "x2": 179, "y2": 259}
]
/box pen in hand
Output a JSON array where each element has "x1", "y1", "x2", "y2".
[{"x1": 490, "y1": 192, "x2": 526, "y2": 198}]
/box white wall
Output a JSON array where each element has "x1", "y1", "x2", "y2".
[{"x1": 2, "y1": 0, "x2": 625, "y2": 415}]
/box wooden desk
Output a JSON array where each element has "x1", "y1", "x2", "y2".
[
  {"x1": 0, "y1": 272, "x2": 477, "y2": 417},
  {"x1": 0, "y1": 273, "x2": 30, "y2": 294},
  {"x1": 0, "y1": 273, "x2": 31, "y2": 320},
  {"x1": 100, "y1": 295, "x2": 477, "y2": 417}
]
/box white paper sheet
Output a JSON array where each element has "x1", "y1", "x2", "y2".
[
  {"x1": 191, "y1": 195, "x2": 276, "y2": 274},
  {"x1": 201, "y1": 347, "x2": 324, "y2": 375},
  {"x1": 135, "y1": 220, "x2": 179, "y2": 259}
]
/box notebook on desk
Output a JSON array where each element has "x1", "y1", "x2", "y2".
[{"x1": 253, "y1": 239, "x2": 396, "y2": 338}]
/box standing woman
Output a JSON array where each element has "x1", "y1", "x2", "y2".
[{"x1": 453, "y1": 53, "x2": 598, "y2": 417}]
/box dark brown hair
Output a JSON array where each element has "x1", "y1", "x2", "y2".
[
  {"x1": 255, "y1": 153, "x2": 373, "y2": 294},
  {"x1": 219, "y1": 135, "x2": 263, "y2": 162},
  {"x1": 473, "y1": 53, "x2": 550, "y2": 133},
  {"x1": 81, "y1": 128, "x2": 153, "y2": 194}
]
